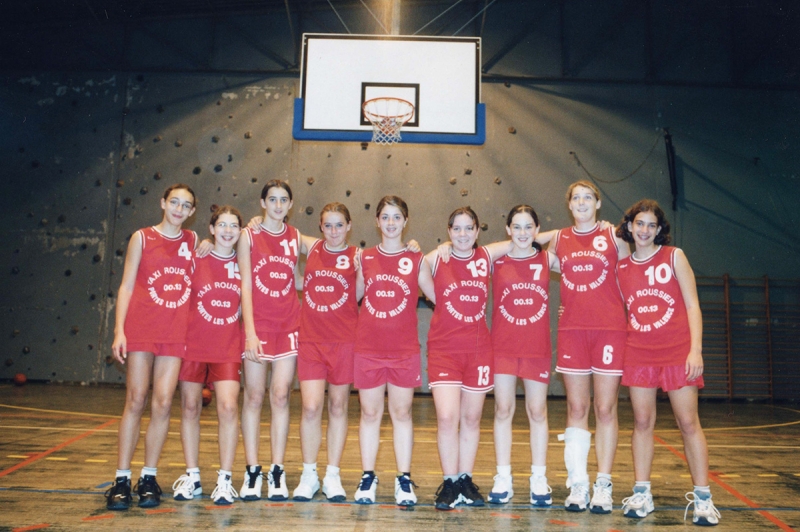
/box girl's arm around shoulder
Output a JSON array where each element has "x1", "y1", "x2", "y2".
[
  {"x1": 299, "y1": 232, "x2": 319, "y2": 256},
  {"x1": 535, "y1": 229, "x2": 558, "y2": 248},
  {"x1": 483, "y1": 240, "x2": 514, "y2": 262},
  {"x1": 418, "y1": 254, "x2": 436, "y2": 304}
]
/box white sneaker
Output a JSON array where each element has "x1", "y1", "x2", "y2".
[
  {"x1": 172, "y1": 474, "x2": 202, "y2": 501},
  {"x1": 239, "y1": 466, "x2": 263, "y2": 501},
  {"x1": 590, "y1": 478, "x2": 613, "y2": 514},
  {"x1": 565, "y1": 482, "x2": 590, "y2": 512},
  {"x1": 292, "y1": 472, "x2": 320, "y2": 501},
  {"x1": 211, "y1": 474, "x2": 239, "y2": 505},
  {"x1": 267, "y1": 465, "x2": 289, "y2": 501},
  {"x1": 394, "y1": 474, "x2": 417, "y2": 507},
  {"x1": 322, "y1": 474, "x2": 347, "y2": 502},
  {"x1": 685, "y1": 492, "x2": 720, "y2": 526},
  {"x1": 488, "y1": 474, "x2": 514, "y2": 504},
  {"x1": 622, "y1": 490, "x2": 654, "y2": 518},
  {"x1": 529, "y1": 475, "x2": 552, "y2": 506},
  {"x1": 354, "y1": 472, "x2": 378, "y2": 504}
]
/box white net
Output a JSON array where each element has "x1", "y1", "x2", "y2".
[{"x1": 363, "y1": 98, "x2": 414, "y2": 146}]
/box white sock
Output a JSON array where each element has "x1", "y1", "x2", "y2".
[
  {"x1": 302, "y1": 463, "x2": 317, "y2": 475},
  {"x1": 596, "y1": 472, "x2": 612, "y2": 485},
  {"x1": 187, "y1": 467, "x2": 200, "y2": 482},
  {"x1": 496, "y1": 465, "x2": 512, "y2": 477},
  {"x1": 115, "y1": 469, "x2": 131, "y2": 480},
  {"x1": 141, "y1": 466, "x2": 157, "y2": 478},
  {"x1": 218, "y1": 470, "x2": 232, "y2": 482},
  {"x1": 634, "y1": 481, "x2": 651, "y2": 493},
  {"x1": 326, "y1": 465, "x2": 340, "y2": 477},
  {"x1": 531, "y1": 465, "x2": 546, "y2": 478}
]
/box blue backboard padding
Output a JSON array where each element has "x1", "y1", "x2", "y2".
[{"x1": 292, "y1": 98, "x2": 485, "y2": 145}]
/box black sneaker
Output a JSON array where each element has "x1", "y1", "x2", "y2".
[
  {"x1": 105, "y1": 476, "x2": 132, "y2": 511},
  {"x1": 135, "y1": 474, "x2": 162, "y2": 508},
  {"x1": 435, "y1": 479, "x2": 459, "y2": 511},
  {"x1": 457, "y1": 475, "x2": 485, "y2": 507}
]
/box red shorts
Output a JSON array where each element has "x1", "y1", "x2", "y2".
[
  {"x1": 252, "y1": 328, "x2": 299, "y2": 361},
  {"x1": 298, "y1": 342, "x2": 355, "y2": 386},
  {"x1": 354, "y1": 353, "x2": 421, "y2": 390},
  {"x1": 495, "y1": 355, "x2": 552, "y2": 384},
  {"x1": 427, "y1": 350, "x2": 493, "y2": 393},
  {"x1": 127, "y1": 342, "x2": 185, "y2": 358},
  {"x1": 556, "y1": 329, "x2": 626, "y2": 376},
  {"x1": 622, "y1": 364, "x2": 705, "y2": 392},
  {"x1": 179, "y1": 360, "x2": 242, "y2": 384}
]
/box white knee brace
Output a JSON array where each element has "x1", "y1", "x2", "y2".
[{"x1": 558, "y1": 427, "x2": 591, "y2": 488}]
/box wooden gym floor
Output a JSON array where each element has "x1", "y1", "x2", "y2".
[{"x1": 0, "y1": 383, "x2": 798, "y2": 531}]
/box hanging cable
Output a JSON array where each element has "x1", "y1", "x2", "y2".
[
  {"x1": 327, "y1": 0, "x2": 352, "y2": 33},
  {"x1": 358, "y1": 0, "x2": 389, "y2": 34},
  {"x1": 569, "y1": 131, "x2": 663, "y2": 184},
  {"x1": 453, "y1": 0, "x2": 497, "y2": 36},
  {"x1": 413, "y1": 0, "x2": 465, "y2": 35}
]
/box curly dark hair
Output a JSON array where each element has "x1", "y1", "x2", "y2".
[{"x1": 615, "y1": 199, "x2": 671, "y2": 245}]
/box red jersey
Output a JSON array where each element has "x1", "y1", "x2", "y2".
[
  {"x1": 245, "y1": 223, "x2": 300, "y2": 333},
  {"x1": 616, "y1": 246, "x2": 692, "y2": 366},
  {"x1": 553, "y1": 224, "x2": 626, "y2": 331},
  {"x1": 185, "y1": 251, "x2": 242, "y2": 363},
  {"x1": 354, "y1": 246, "x2": 423, "y2": 358},
  {"x1": 124, "y1": 226, "x2": 197, "y2": 343},
  {"x1": 491, "y1": 250, "x2": 552, "y2": 359},
  {"x1": 299, "y1": 240, "x2": 359, "y2": 344},
  {"x1": 427, "y1": 247, "x2": 492, "y2": 353}
]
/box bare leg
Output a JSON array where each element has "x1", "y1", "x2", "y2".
[
  {"x1": 358, "y1": 385, "x2": 386, "y2": 471},
  {"x1": 629, "y1": 386, "x2": 658, "y2": 482},
  {"x1": 117, "y1": 352, "x2": 154, "y2": 470},
  {"x1": 457, "y1": 390, "x2": 486, "y2": 474},
  {"x1": 432, "y1": 386, "x2": 461, "y2": 475},
  {"x1": 214, "y1": 379, "x2": 240, "y2": 472},
  {"x1": 563, "y1": 373, "x2": 591, "y2": 431},
  {"x1": 241, "y1": 359, "x2": 268, "y2": 466},
  {"x1": 524, "y1": 379, "x2": 549, "y2": 467},
  {"x1": 143, "y1": 356, "x2": 182, "y2": 468},
  {"x1": 299, "y1": 379, "x2": 326, "y2": 465},
  {"x1": 179, "y1": 381, "x2": 204, "y2": 469},
  {"x1": 592, "y1": 374, "x2": 621, "y2": 475},
  {"x1": 268, "y1": 356, "x2": 297, "y2": 465},
  {"x1": 387, "y1": 384, "x2": 415, "y2": 473},
  {"x1": 668, "y1": 386, "x2": 709, "y2": 486},
  {"x1": 326, "y1": 384, "x2": 351, "y2": 467},
  {"x1": 492, "y1": 374, "x2": 517, "y2": 467}
]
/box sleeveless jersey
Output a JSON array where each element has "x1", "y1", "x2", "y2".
[
  {"x1": 553, "y1": 224, "x2": 626, "y2": 331},
  {"x1": 491, "y1": 250, "x2": 552, "y2": 359},
  {"x1": 124, "y1": 226, "x2": 197, "y2": 343},
  {"x1": 299, "y1": 241, "x2": 359, "y2": 344},
  {"x1": 427, "y1": 247, "x2": 492, "y2": 353},
  {"x1": 616, "y1": 246, "x2": 692, "y2": 366},
  {"x1": 354, "y1": 246, "x2": 423, "y2": 358},
  {"x1": 245, "y1": 223, "x2": 300, "y2": 333},
  {"x1": 184, "y1": 251, "x2": 242, "y2": 363}
]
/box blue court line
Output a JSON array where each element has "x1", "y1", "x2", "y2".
[{"x1": 0, "y1": 487, "x2": 797, "y2": 512}]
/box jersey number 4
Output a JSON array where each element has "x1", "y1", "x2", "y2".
[{"x1": 178, "y1": 242, "x2": 192, "y2": 260}]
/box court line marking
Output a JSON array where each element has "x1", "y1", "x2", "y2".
[
  {"x1": 0, "y1": 418, "x2": 117, "y2": 479},
  {"x1": 654, "y1": 434, "x2": 795, "y2": 532}
]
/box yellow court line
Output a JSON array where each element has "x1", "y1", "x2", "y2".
[
  {"x1": 7, "y1": 455, "x2": 30, "y2": 459},
  {"x1": 168, "y1": 463, "x2": 187, "y2": 467},
  {"x1": 0, "y1": 403, "x2": 121, "y2": 419},
  {"x1": 45, "y1": 457, "x2": 68, "y2": 461},
  {"x1": 758, "y1": 474, "x2": 778, "y2": 477},
  {"x1": 718, "y1": 474, "x2": 740, "y2": 478},
  {"x1": 85, "y1": 459, "x2": 108, "y2": 463}
]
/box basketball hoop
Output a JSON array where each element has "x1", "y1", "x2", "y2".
[{"x1": 363, "y1": 97, "x2": 415, "y2": 146}]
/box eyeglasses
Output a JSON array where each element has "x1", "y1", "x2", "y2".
[{"x1": 168, "y1": 198, "x2": 194, "y2": 211}]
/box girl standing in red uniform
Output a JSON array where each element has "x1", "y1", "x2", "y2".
[
  {"x1": 615, "y1": 200, "x2": 719, "y2": 526},
  {"x1": 291, "y1": 203, "x2": 360, "y2": 502},
  {"x1": 425, "y1": 207, "x2": 512, "y2": 511},
  {"x1": 488, "y1": 205, "x2": 561, "y2": 507},
  {"x1": 171, "y1": 206, "x2": 243, "y2": 506},
  {"x1": 545, "y1": 181, "x2": 630, "y2": 513},
  {"x1": 105, "y1": 184, "x2": 198, "y2": 510},
  {"x1": 353, "y1": 196, "x2": 435, "y2": 507},
  {"x1": 238, "y1": 180, "x2": 303, "y2": 501}
]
